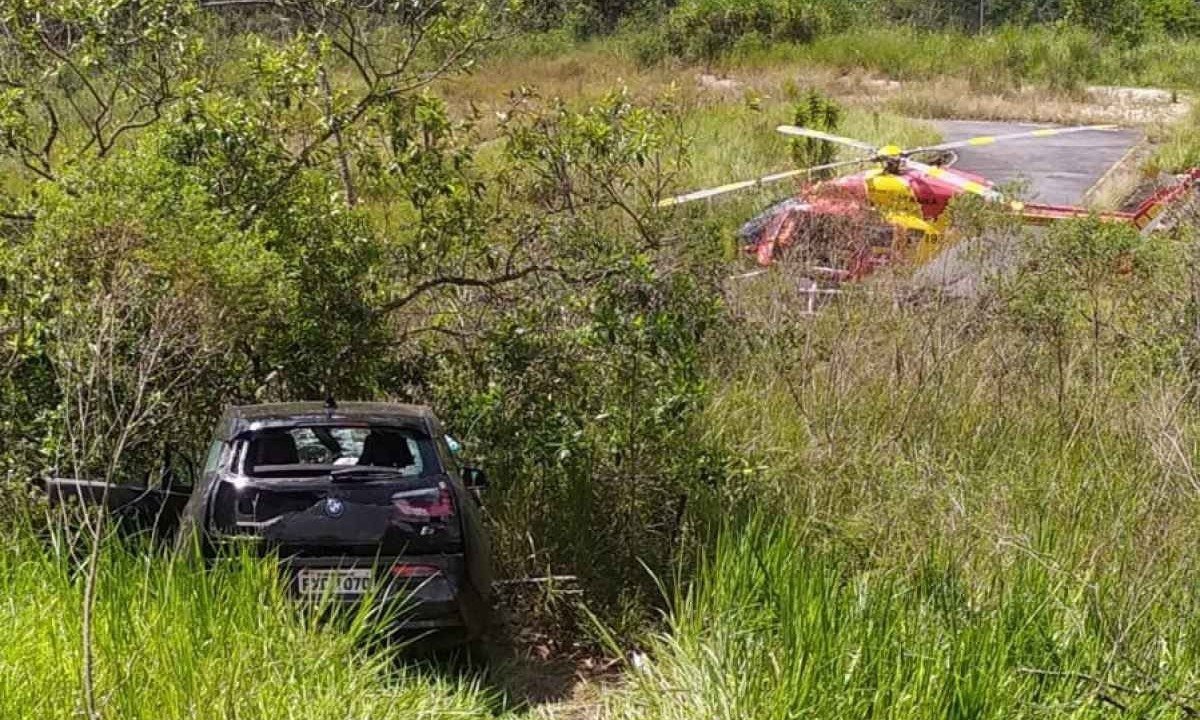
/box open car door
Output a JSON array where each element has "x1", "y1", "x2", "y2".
[{"x1": 38, "y1": 446, "x2": 196, "y2": 537}]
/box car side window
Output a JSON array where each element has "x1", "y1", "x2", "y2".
[
  {"x1": 434, "y1": 434, "x2": 461, "y2": 476},
  {"x1": 203, "y1": 441, "x2": 224, "y2": 475}
]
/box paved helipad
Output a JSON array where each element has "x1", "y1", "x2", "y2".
[{"x1": 930, "y1": 120, "x2": 1142, "y2": 206}]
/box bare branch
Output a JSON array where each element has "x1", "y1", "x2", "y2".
[{"x1": 374, "y1": 265, "x2": 550, "y2": 318}]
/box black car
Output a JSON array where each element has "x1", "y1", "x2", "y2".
[{"x1": 43, "y1": 401, "x2": 494, "y2": 639}]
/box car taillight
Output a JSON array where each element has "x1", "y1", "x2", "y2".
[
  {"x1": 390, "y1": 563, "x2": 441, "y2": 578},
  {"x1": 390, "y1": 482, "x2": 455, "y2": 521}
]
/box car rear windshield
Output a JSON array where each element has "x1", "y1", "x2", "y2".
[{"x1": 241, "y1": 425, "x2": 437, "y2": 477}]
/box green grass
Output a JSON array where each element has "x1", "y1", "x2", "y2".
[
  {"x1": 1150, "y1": 103, "x2": 1200, "y2": 172},
  {"x1": 10, "y1": 19, "x2": 1200, "y2": 719},
  {"x1": 0, "y1": 523, "x2": 497, "y2": 720},
  {"x1": 608, "y1": 244, "x2": 1200, "y2": 717},
  {"x1": 612, "y1": 514, "x2": 1200, "y2": 719},
  {"x1": 683, "y1": 24, "x2": 1200, "y2": 93},
  {"x1": 679, "y1": 100, "x2": 938, "y2": 189}
]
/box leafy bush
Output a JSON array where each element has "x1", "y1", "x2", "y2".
[
  {"x1": 657, "y1": 0, "x2": 867, "y2": 65},
  {"x1": 0, "y1": 124, "x2": 391, "y2": 482},
  {"x1": 513, "y1": 0, "x2": 670, "y2": 36},
  {"x1": 415, "y1": 92, "x2": 734, "y2": 632},
  {"x1": 788, "y1": 89, "x2": 841, "y2": 170},
  {"x1": 614, "y1": 0, "x2": 1200, "y2": 75},
  {"x1": 1, "y1": 11, "x2": 735, "y2": 631}
]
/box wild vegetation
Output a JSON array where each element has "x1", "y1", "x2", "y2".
[
  {"x1": 0, "y1": 522, "x2": 499, "y2": 718},
  {"x1": 609, "y1": 212, "x2": 1200, "y2": 718},
  {"x1": 5, "y1": 0, "x2": 1200, "y2": 717}
]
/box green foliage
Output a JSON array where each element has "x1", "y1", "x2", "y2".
[
  {"x1": 419, "y1": 91, "x2": 731, "y2": 630},
  {"x1": 879, "y1": 0, "x2": 1198, "y2": 36},
  {"x1": 363, "y1": 93, "x2": 492, "y2": 267},
  {"x1": 1151, "y1": 103, "x2": 1200, "y2": 172},
  {"x1": 655, "y1": 0, "x2": 867, "y2": 65},
  {"x1": 788, "y1": 89, "x2": 841, "y2": 171},
  {"x1": 516, "y1": 0, "x2": 669, "y2": 36},
  {"x1": 1, "y1": 15, "x2": 732, "y2": 635},
  {"x1": 0, "y1": 1, "x2": 508, "y2": 484},
  {"x1": 612, "y1": 513, "x2": 1200, "y2": 719},
  {"x1": 0, "y1": 0, "x2": 205, "y2": 195},
  {"x1": 1002, "y1": 218, "x2": 1187, "y2": 404},
  {"x1": 6, "y1": 0, "x2": 1200, "y2": 701},
  {"x1": 2, "y1": 125, "x2": 393, "y2": 478},
  {"x1": 1063, "y1": 0, "x2": 1150, "y2": 46},
  {"x1": 1145, "y1": 0, "x2": 1200, "y2": 35},
  {"x1": 605, "y1": 216, "x2": 1200, "y2": 715},
  {"x1": 610, "y1": 0, "x2": 1200, "y2": 86},
  {"x1": 432, "y1": 263, "x2": 728, "y2": 629},
  {"x1": 523, "y1": 0, "x2": 1200, "y2": 42},
  {"x1": 0, "y1": 525, "x2": 496, "y2": 719}
]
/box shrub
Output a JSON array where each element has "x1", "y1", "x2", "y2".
[
  {"x1": 788, "y1": 89, "x2": 841, "y2": 171},
  {"x1": 406, "y1": 91, "x2": 737, "y2": 634},
  {"x1": 659, "y1": 0, "x2": 866, "y2": 65}
]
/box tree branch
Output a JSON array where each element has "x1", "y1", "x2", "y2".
[
  {"x1": 374, "y1": 265, "x2": 549, "y2": 318},
  {"x1": 0, "y1": 209, "x2": 36, "y2": 223}
]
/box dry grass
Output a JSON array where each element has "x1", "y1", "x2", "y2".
[
  {"x1": 443, "y1": 44, "x2": 941, "y2": 210},
  {"x1": 451, "y1": 43, "x2": 1193, "y2": 130},
  {"x1": 443, "y1": 40, "x2": 1200, "y2": 224},
  {"x1": 883, "y1": 80, "x2": 1192, "y2": 125}
]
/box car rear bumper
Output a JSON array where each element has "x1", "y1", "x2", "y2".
[{"x1": 282, "y1": 554, "x2": 471, "y2": 628}]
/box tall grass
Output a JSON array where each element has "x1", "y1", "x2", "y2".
[
  {"x1": 761, "y1": 25, "x2": 1112, "y2": 93},
  {"x1": 661, "y1": 23, "x2": 1200, "y2": 93},
  {"x1": 1152, "y1": 103, "x2": 1200, "y2": 172},
  {"x1": 0, "y1": 523, "x2": 495, "y2": 720},
  {"x1": 610, "y1": 232, "x2": 1200, "y2": 717},
  {"x1": 613, "y1": 515, "x2": 1200, "y2": 719}
]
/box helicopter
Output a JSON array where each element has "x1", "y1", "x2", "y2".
[{"x1": 659, "y1": 124, "x2": 1200, "y2": 281}]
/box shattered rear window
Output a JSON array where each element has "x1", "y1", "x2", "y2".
[{"x1": 242, "y1": 425, "x2": 434, "y2": 477}]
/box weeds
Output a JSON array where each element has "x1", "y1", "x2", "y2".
[
  {"x1": 610, "y1": 214, "x2": 1200, "y2": 718},
  {"x1": 0, "y1": 521, "x2": 496, "y2": 720},
  {"x1": 8, "y1": 7, "x2": 1200, "y2": 718},
  {"x1": 612, "y1": 514, "x2": 1200, "y2": 719},
  {"x1": 1151, "y1": 103, "x2": 1200, "y2": 173}
]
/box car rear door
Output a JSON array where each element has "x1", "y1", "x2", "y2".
[{"x1": 39, "y1": 446, "x2": 196, "y2": 536}]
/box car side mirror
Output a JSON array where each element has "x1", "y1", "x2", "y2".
[{"x1": 463, "y1": 466, "x2": 488, "y2": 490}]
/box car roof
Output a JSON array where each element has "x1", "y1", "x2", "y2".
[{"x1": 215, "y1": 401, "x2": 438, "y2": 440}]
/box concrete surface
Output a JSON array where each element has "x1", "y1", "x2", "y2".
[{"x1": 930, "y1": 120, "x2": 1142, "y2": 206}]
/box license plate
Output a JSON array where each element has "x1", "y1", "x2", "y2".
[{"x1": 296, "y1": 568, "x2": 373, "y2": 597}]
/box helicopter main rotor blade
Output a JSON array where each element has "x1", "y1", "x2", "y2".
[
  {"x1": 775, "y1": 125, "x2": 879, "y2": 154},
  {"x1": 656, "y1": 158, "x2": 870, "y2": 207},
  {"x1": 905, "y1": 159, "x2": 1006, "y2": 202},
  {"x1": 905, "y1": 124, "x2": 1119, "y2": 156}
]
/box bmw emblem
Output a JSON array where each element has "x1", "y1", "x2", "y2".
[{"x1": 324, "y1": 497, "x2": 345, "y2": 518}]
